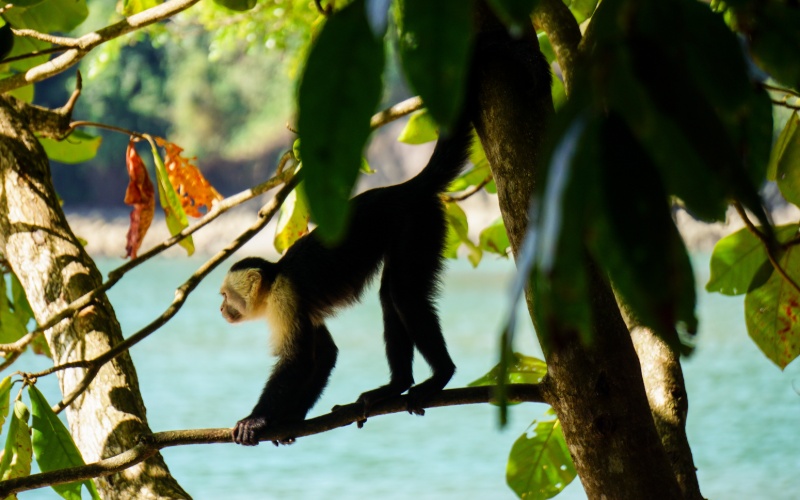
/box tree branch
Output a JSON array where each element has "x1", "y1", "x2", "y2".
[
  {"x1": 0, "y1": 384, "x2": 545, "y2": 498},
  {"x1": 442, "y1": 175, "x2": 493, "y2": 202},
  {"x1": 532, "y1": 0, "x2": 582, "y2": 94},
  {"x1": 0, "y1": 0, "x2": 202, "y2": 93},
  {"x1": 370, "y1": 96, "x2": 423, "y2": 129}
]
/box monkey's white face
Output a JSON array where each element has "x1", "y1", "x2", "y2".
[{"x1": 220, "y1": 269, "x2": 265, "y2": 323}]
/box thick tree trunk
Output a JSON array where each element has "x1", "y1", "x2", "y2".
[
  {"x1": 0, "y1": 98, "x2": 190, "y2": 498},
  {"x1": 471, "y1": 6, "x2": 684, "y2": 498}
]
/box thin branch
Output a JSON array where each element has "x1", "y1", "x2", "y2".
[
  {"x1": 0, "y1": 384, "x2": 546, "y2": 498},
  {"x1": 0, "y1": 167, "x2": 295, "y2": 357},
  {"x1": 761, "y1": 82, "x2": 800, "y2": 99},
  {"x1": 0, "y1": 46, "x2": 69, "y2": 65},
  {"x1": 0, "y1": 0, "x2": 202, "y2": 93},
  {"x1": 442, "y1": 176, "x2": 493, "y2": 202},
  {"x1": 37, "y1": 175, "x2": 301, "y2": 413},
  {"x1": 11, "y1": 29, "x2": 81, "y2": 47},
  {"x1": 64, "y1": 120, "x2": 146, "y2": 140},
  {"x1": 734, "y1": 201, "x2": 800, "y2": 295},
  {"x1": 370, "y1": 96, "x2": 423, "y2": 129},
  {"x1": 772, "y1": 99, "x2": 800, "y2": 110}
]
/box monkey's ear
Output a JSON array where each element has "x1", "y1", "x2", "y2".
[{"x1": 243, "y1": 269, "x2": 262, "y2": 293}]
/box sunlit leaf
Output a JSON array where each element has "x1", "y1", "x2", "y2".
[
  {"x1": 745, "y1": 242, "x2": 800, "y2": 369},
  {"x1": 4, "y1": 0, "x2": 89, "y2": 33},
  {"x1": 707, "y1": 225, "x2": 800, "y2": 296},
  {"x1": 38, "y1": 130, "x2": 102, "y2": 165},
  {"x1": 772, "y1": 114, "x2": 800, "y2": 207},
  {"x1": 0, "y1": 272, "x2": 27, "y2": 345},
  {"x1": 0, "y1": 401, "x2": 32, "y2": 486},
  {"x1": 479, "y1": 218, "x2": 511, "y2": 257},
  {"x1": 8, "y1": 84, "x2": 34, "y2": 103},
  {"x1": 120, "y1": 0, "x2": 162, "y2": 16},
  {"x1": 563, "y1": 0, "x2": 598, "y2": 24},
  {"x1": 444, "y1": 201, "x2": 482, "y2": 267},
  {"x1": 506, "y1": 410, "x2": 576, "y2": 500},
  {"x1": 0, "y1": 376, "x2": 12, "y2": 430},
  {"x1": 469, "y1": 352, "x2": 546, "y2": 386},
  {"x1": 156, "y1": 137, "x2": 222, "y2": 218},
  {"x1": 397, "y1": 0, "x2": 473, "y2": 130},
  {"x1": 397, "y1": 109, "x2": 438, "y2": 144},
  {"x1": 124, "y1": 140, "x2": 156, "y2": 259},
  {"x1": 298, "y1": 0, "x2": 385, "y2": 242},
  {"x1": 149, "y1": 139, "x2": 194, "y2": 256},
  {"x1": 212, "y1": 0, "x2": 257, "y2": 12},
  {"x1": 274, "y1": 184, "x2": 310, "y2": 254},
  {"x1": 29, "y1": 385, "x2": 100, "y2": 500}
]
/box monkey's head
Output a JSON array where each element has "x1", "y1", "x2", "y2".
[{"x1": 220, "y1": 257, "x2": 277, "y2": 323}]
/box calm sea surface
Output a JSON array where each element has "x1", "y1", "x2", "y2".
[{"x1": 9, "y1": 256, "x2": 800, "y2": 499}]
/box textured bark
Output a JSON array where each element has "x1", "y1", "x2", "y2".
[
  {"x1": 632, "y1": 327, "x2": 704, "y2": 499},
  {"x1": 0, "y1": 97, "x2": 190, "y2": 498},
  {"x1": 471, "y1": 5, "x2": 682, "y2": 498}
]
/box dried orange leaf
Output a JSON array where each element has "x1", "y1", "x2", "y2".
[
  {"x1": 155, "y1": 137, "x2": 222, "y2": 218},
  {"x1": 124, "y1": 139, "x2": 155, "y2": 259}
]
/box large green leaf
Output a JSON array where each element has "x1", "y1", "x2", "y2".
[
  {"x1": 298, "y1": 0, "x2": 385, "y2": 242},
  {"x1": 506, "y1": 410, "x2": 576, "y2": 500},
  {"x1": 39, "y1": 130, "x2": 102, "y2": 165},
  {"x1": 744, "y1": 243, "x2": 800, "y2": 369},
  {"x1": 0, "y1": 401, "x2": 32, "y2": 484},
  {"x1": 4, "y1": 0, "x2": 89, "y2": 33},
  {"x1": 29, "y1": 385, "x2": 100, "y2": 500},
  {"x1": 0, "y1": 272, "x2": 27, "y2": 344},
  {"x1": 738, "y1": 2, "x2": 800, "y2": 91},
  {"x1": 444, "y1": 201, "x2": 482, "y2": 267},
  {"x1": 9, "y1": 272, "x2": 34, "y2": 329},
  {"x1": 469, "y1": 352, "x2": 546, "y2": 386},
  {"x1": 397, "y1": 109, "x2": 438, "y2": 144},
  {"x1": 707, "y1": 225, "x2": 800, "y2": 296},
  {"x1": 479, "y1": 218, "x2": 511, "y2": 257},
  {"x1": 767, "y1": 112, "x2": 799, "y2": 181},
  {"x1": 772, "y1": 114, "x2": 800, "y2": 207},
  {"x1": 397, "y1": 0, "x2": 473, "y2": 130},
  {"x1": 487, "y1": 0, "x2": 540, "y2": 32}
]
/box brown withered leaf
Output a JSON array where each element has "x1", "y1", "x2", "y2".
[
  {"x1": 124, "y1": 139, "x2": 155, "y2": 259},
  {"x1": 155, "y1": 137, "x2": 222, "y2": 217}
]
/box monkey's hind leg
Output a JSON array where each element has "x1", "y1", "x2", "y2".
[{"x1": 353, "y1": 270, "x2": 415, "y2": 414}]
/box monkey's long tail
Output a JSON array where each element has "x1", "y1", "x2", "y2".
[{"x1": 408, "y1": 115, "x2": 474, "y2": 194}]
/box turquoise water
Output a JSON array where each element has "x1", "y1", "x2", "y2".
[{"x1": 10, "y1": 256, "x2": 800, "y2": 499}]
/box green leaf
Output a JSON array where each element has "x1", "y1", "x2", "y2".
[
  {"x1": 29, "y1": 385, "x2": 99, "y2": 500},
  {"x1": 563, "y1": 0, "x2": 598, "y2": 24},
  {"x1": 444, "y1": 201, "x2": 482, "y2": 266},
  {"x1": 274, "y1": 184, "x2": 310, "y2": 254},
  {"x1": 744, "y1": 243, "x2": 800, "y2": 369},
  {"x1": 740, "y1": 3, "x2": 800, "y2": 90},
  {"x1": 4, "y1": 0, "x2": 89, "y2": 33},
  {"x1": 767, "y1": 112, "x2": 799, "y2": 181},
  {"x1": 298, "y1": 0, "x2": 385, "y2": 242},
  {"x1": 120, "y1": 0, "x2": 162, "y2": 16},
  {"x1": 469, "y1": 352, "x2": 546, "y2": 386},
  {"x1": 0, "y1": 376, "x2": 12, "y2": 430},
  {"x1": 536, "y1": 33, "x2": 555, "y2": 64},
  {"x1": 397, "y1": 0, "x2": 473, "y2": 130},
  {"x1": 479, "y1": 218, "x2": 511, "y2": 257},
  {"x1": 0, "y1": 401, "x2": 32, "y2": 484},
  {"x1": 150, "y1": 141, "x2": 194, "y2": 256},
  {"x1": 212, "y1": 0, "x2": 258, "y2": 12},
  {"x1": 707, "y1": 225, "x2": 800, "y2": 296},
  {"x1": 506, "y1": 410, "x2": 576, "y2": 500},
  {"x1": 487, "y1": 0, "x2": 539, "y2": 34},
  {"x1": 773, "y1": 114, "x2": 800, "y2": 207},
  {"x1": 38, "y1": 130, "x2": 102, "y2": 165},
  {"x1": 448, "y1": 160, "x2": 491, "y2": 192},
  {"x1": 397, "y1": 109, "x2": 438, "y2": 144},
  {"x1": 9, "y1": 271, "x2": 35, "y2": 329},
  {"x1": 8, "y1": 84, "x2": 34, "y2": 103}
]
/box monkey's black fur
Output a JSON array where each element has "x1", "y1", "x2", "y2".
[{"x1": 225, "y1": 119, "x2": 473, "y2": 445}]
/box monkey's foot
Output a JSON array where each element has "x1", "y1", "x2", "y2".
[
  {"x1": 232, "y1": 415, "x2": 269, "y2": 446},
  {"x1": 272, "y1": 437, "x2": 296, "y2": 446}
]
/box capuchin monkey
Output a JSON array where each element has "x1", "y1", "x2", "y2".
[{"x1": 220, "y1": 119, "x2": 473, "y2": 446}]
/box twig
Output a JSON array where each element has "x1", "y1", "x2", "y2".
[
  {"x1": 734, "y1": 201, "x2": 800, "y2": 295},
  {"x1": 772, "y1": 99, "x2": 800, "y2": 111},
  {"x1": 0, "y1": 167, "x2": 295, "y2": 357},
  {"x1": 0, "y1": 0, "x2": 202, "y2": 93},
  {"x1": 36, "y1": 175, "x2": 301, "y2": 413},
  {"x1": 442, "y1": 176, "x2": 493, "y2": 202},
  {"x1": 63, "y1": 120, "x2": 145, "y2": 140},
  {"x1": 0, "y1": 384, "x2": 546, "y2": 498},
  {"x1": 11, "y1": 29, "x2": 81, "y2": 47},
  {"x1": 370, "y1": 96, "x2": 423, "y2": 129},
  {"x1": 0, "y1": 46, "x2": 69, "y2": 65},
  {"x1": 761, "y1": 83, "x2": 800, "y2": 99}
]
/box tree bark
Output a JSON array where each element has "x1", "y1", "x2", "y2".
[
  {"x1": 471, "y1": 5, "x2": 683, "y2": 498},
  {"x1": 0, "y1": 97, "x2": 191, "y2": 498}
]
